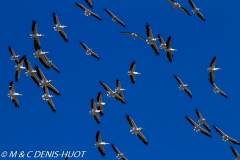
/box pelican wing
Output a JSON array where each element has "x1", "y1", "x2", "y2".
[
  {"x1": 166, "y1": 51, "x2": 173, "y2": 62},
  {"x1": 32, "y1": 20, "x2": 38, "y2": 34},
  {"x1": 59, "y1": 30, "x2": 68, "y2": 43},
  {"x1": 79, "y1": 42, "x2": 88, "y2": 51},
  {"x1": 136, "y1": 35, "x2": 145, "y2": 41},
  {"x1": 98, "y1": 146, "x2": 106, "y2": 157},
  {"x1": 50, "y1": 62, "x2": 60, "y2": 73},
  {"x1": 9, "y1": 81, "x2": 14, "y2": 92},
  {"x1": 113, "y1": 94, "x2": 126, "y2": 104},
  {"x1": 24, "y1": 59, "x2": 30, "y2": 70},
  {"x1": 146, "y1": 23, "x2": 153, "y2": 38},
  {"x1": 91, "y1": 98, "x2": 96, "y2": 110},
  {"x1": 126, "y1": 114, "x2": 137, "y2": 128},
  {"x1": 52, "y1": 12, "x2": 60, "y2": 25},
  {"x1": 202, "y1": 122, "x2": 211, "y2": 132},
  {"x1": 47, "y1": 84, "x2": 60, "y2": 96},
  {"x1": 188, "y1": 0, "x2": 196, "y2": 9},
  {"x1": 8, "y1": 46, "x2": 18, "y2": 63},
  {"x1": 47, "y1": 98, "x2": 56, "y2": 113},
  {"x1": 34, "y1": 39, "x2": 41, "y2": 51},
  {"x1": 24, "y1": 59, "x2": 40, "y2": 86},
  {"x1": 12, "y1": 96, "x2": 19, "y2": 108},
  {"x1": 90, "y1": 51, "x2": 100, "y2": 60},
  {"x1": 185, "y1": 116, "x2": 197, "y2": 127},
  {"x1": 130, "y1": 74, "x2": 136, "y2": 84},
  {"x1": 219, "y1": 89, "x2": 228, "y2": 98},
  {"x1": 196, "y1": 12, "x2": 206, "y2": 22},
  {"x1": 96, "y1": 130, "x2": 102, "y2": 142},
  {"x1": 90, "y1": 12, "x2": 102, "y2": 21},
  {"x1": 98, "y1": 106, "x2": 104, "y2": 116},
  {"x1": 97, "y1": 91, "x2": 102, "y2": 103},
  {"x1": 209, "y1": 72, "x2": 215, "y2": 83},
  {"x1": 213, "y1": 126, "x2": 225, "y2": 136},
  {"x1": 15, "y1": 70, "x2": 20, "y2": 82},
  {"x1": 150, "y1": 43, "x2": 159, "y2": 56},
  {"x1": 210, "y1": 56, "x2": 216, "y2": 68},
  {"x1": 39, "y1": 56, "x2": 50, "y2": 69},
  {"x1": 94, "y1": 113, "x2": 100, "y2": 124},
  {"x1": 180, "y1": 7, "x2": 191, "y2": 16},
  {"x1": 199, "y1": 127, "x2": 212, "y2": 137},
  {"x1": 230, "y1": 146, "x2": 239, "y2": 157},
  {"x1": 136, "y1": 132, "x2": 148, "y2": 145},
  {"x1": 75, "y1": 3, "x2": 87, "y2": 11},
  {"x1": 157, "y1": 35, "x2": 165, "y2": 45},
  {"x1": 116, "y1": 18, "x2": 126, "y2": 28},
  {"x1": 195, "y1": 109, "x2": 202, "y2": 119},
  {"x1": 184, "y1": 87, "x2": 192, "y2": 99},
  {"x1": 85, "y1": 0, "x2": 93, "y2": 9},
  {"x1": 130, "y1": 61, "x2": 136, "y2": 72},
  {"x1": 228, "y1": 137, "x2": 240, "y2": 145},
  {"x1": 104, "y1": 8, "x2": 114, "y2": 17},
  {"x1": 120, "y1": 31, "x2": 131, "y2": 35},
  {"x1": 35, "y1": 66, "x2": 47, "y2": 81},
  {"x1": 116, "y1": 79, "x2": 124, "y2": 98},
  {"x1": 166, "y1": 36, "x2": 172, "y2": 48},
  {"x1": 111, "y1": 144, "x2": 120, "y2": 154},
  {"x1": 168, "y1": 0, "x2": 175, "y2": 5},
  {"x1": 174, "y1": 75, "x2": 183, "y2": 85},
  {"x1": 99, "y1": 81, "x2": 112, "y2": 93}
]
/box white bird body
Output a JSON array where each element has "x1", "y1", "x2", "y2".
[{"x1": 33, "y1": 50, "x2": 49, "y2": 58}]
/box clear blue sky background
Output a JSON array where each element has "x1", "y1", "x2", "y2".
[{"x1": 1, "y1": 0, "x2": 240, "y2": 159}]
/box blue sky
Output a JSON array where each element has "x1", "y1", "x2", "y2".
[{"x1": 1, "y1": 0, "x2": 240, "y2": 159}]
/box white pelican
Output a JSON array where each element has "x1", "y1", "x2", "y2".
[
  {"x1": 185, "y1": 116, "x2": 211, "y2": 137},
  {"x1": 7, "y1": 81, "x2": 22, "y2": 108},
  {"x1": 111, "y1": 144, "x2": 128, "y2": 160},
  {"x1": 24, "y1": 59, "x2": 40, "y2": 86},
  {"x1": 128, "y1": 61, "x2": 141, "y2": 84},
  {"x1": 96, "y1": 91, "x2": 107, "y2": 116},
  {"x1": 213, "y1": 126, "x2": 240, "y2": 145},
  {"x1": 75, "y1": 3, "x2": 102, "y2": 21},
  {"x1": 208, "y1": 56, "x2": 220, "y2": 82},
  {"x1": 104, "y1": 9, "x2": 126, "y2": 28},
  {"x1": 42, "y1": 86, "x2": 56, "y2": 113},
  {"x1": 89, "y1": 99, "x2": 101, "y2": 124},
  {"x1": 157, "y1": 35, "x2": 167, "y2": 49},
  {"x1": 14, "y1": 55, "x2": 26, "y2": 82},
  {"x1": 165, "y1": 36, "x2": 177, "y2": 62},
  {"x1": 230, "y1": 146, "x2": 240, "y2": 160},
  {"x1": 85, "y1": 0, "x2": 93, "y2": 9},
  {"x1": 195, "y1": 109, "x2": 210, "y2": 132},
  {"x1": 174, "y1": 75, "x2": 192, "y2": 99},
  {"x1": 8, "y1": 46, "x2": 20, "y2": 63},
  {"x1": 30, "y1": 20, "x2": 45, "y2": 47},
  {"x1": 94, "y1": 130, "x2": 109, "y2": 156},
  {"x1": 188, "y1": 0, "x2": 205, "y2": 21},
  {"x1": 145, "y1": 23, "x2": 159, "y2": 56},
  {"x1": 168, "y1": 0, "x2": 191, "y2": 16},
  {"x1": 79, "y1": 42, "x2": 100, "y2": 60},
  {"x1": 33, "y1": 41, "x2": 51, "y2": 69},
  {"x1": 52, "y1": 12, "x2": 68, "y2": 42},
  {"x1": 209, "y1": 80, "x2": 228, "y2": 98},
  {"x1": 99, "y1": 81, "x2": 126, "y2": 104},
  {"x1": 126, "y1": 114, "x2": 148, "y2": 145},
  {"x1": 119, "y1": 32, "x2": 145, "y2": 41},
  {"x1": 115, "y1": 79, "x2": 126, "y2": 99},
  {"x1": 35, "y1": 66, "x2": 60, "y2": 96}
]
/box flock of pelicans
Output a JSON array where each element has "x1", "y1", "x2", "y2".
[{"x1": 5, "y1": 0, "x2": 239, "y2": 159}]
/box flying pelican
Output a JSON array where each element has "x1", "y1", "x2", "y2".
[
  {"x1": 185, "y1": 116, "x2": 211, "y2": 137},
  {"x1": 99, "y1": 81, "x2": 126, "y2": 104},
  {"x1": 35, "y1": 66, "x2": 60, "y2": 96},
  {"x1": 94, "y1": 130, "x2": 109, "y2": 156},
  {"x1": 165, "y1": 36, "x2": 177, "y2": 62},
  {"x1": 75, "y1": 3, "x2": 102, "y2": 21},
  {"x1": 213, "y1": 126, "x2": 240, "y2": 145},
  {"x1": 115, "y1": 79, "x2": 126, "y2": 99},
  {"x1": 79, "y1": 42, "x2": 100, "y2": 60},
  {"x1": 89, "y1": 99, "x2": 101, "y2": 124},
  {"x1": 157, "y1": 35, "x2": 167, "y2": 49},
  {"x1": 145, "y1": 23, "x2": 159, "y2": 56},
  {"x1": 96, "y1": 91, "x2": 107, "y2": 116},
  {"x1": 24, "y1": 59, "x2": 40, "y2": 86},
  {"x1": 168, "y1": 0, "x2": 191, "y2": 16},
  {"x1": 42, "y1": 86, "x2": 56, "y2": 113},
  {"x1": 128, "y1": 61, "x2": 141, "y2": 84},
  {"x1": 126, "y1": 114, "x2": 148, "y2": 145},
  {"x1": 7, "y1": 81, "x2": 22, "y2": 108},
  {"x1": 230, "y1": 146, "x2": 240, "y2": 160},
  {"x1": 85, "y1": 0, "x2": 93, "y2": 9},
  {"x1": 33, "y1": 40, "x2": 51, "y2": 69},
  {"x1": 8, "y1": 46, "x2": 20, "y2": 63},
  {"x1": 14, "y1": 55, "x2": 26, "y2": 82},
  {"x1": 209, "y1": 80, "x2": 228, "y2": 98},
  {"x1": 104, "y1": 9, "x2": 126, "y2": 28},
  {"x1": 195, "y1": 109, "x2": 210, "y2": 132},
  {"x1": 188, "y1": 0, "x2": 205, "y2": 21},
  {"x1": 208, "y1": 57, "x2": 220, "y2": 82},
  {"x1": 174, "y1": 75, "x2": 192, "y2": 99},
  {"x1": 52, "y1": 12, "x2": 68, "y2": 42},
  {"x1": 119, "y1": 32, "x2": 145, "y2": 41},
  {"x1": 30, "y1": 20, "x2": 45, "y2": 48},
  {"x1": 111, "y1": 144, "x2": 128, "y2": 160}
]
